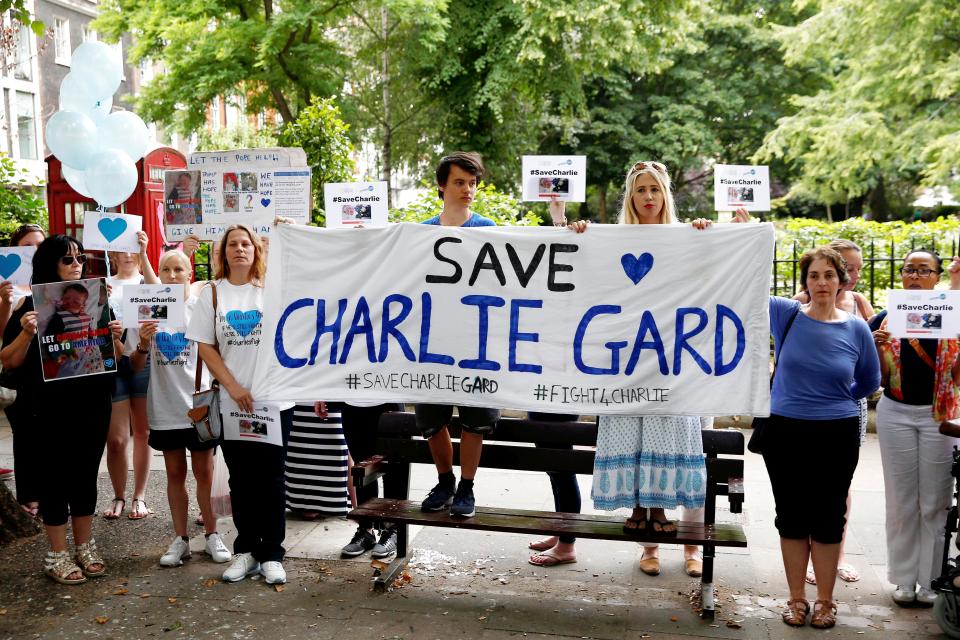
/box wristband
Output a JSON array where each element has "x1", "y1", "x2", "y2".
[{"x1": 136, "y1": 344, "x2": 149, "y2": 354}]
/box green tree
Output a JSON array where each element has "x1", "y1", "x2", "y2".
[
  {"x1": 758, "y1": 0, "x2": 960, "y2": 220},
  {"x1": 0, "y1": 0, "x2": 45, "y2": 36},
  {"x1": 195, "y1": 124, "x2": 279, "y2": 152},
  {"x1": 0, "y1": 152, "x2": 46, "y2": 241},
  {"x1": 277, "y1": 97, "x2": 356, "y2": 225},
  {"x1": 391, "y1": 182, "x2": 541, "y2": 226}
]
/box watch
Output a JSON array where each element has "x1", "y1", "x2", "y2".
[{"x1": 136, "y1": 344, "x2": 149, "y2": 354}]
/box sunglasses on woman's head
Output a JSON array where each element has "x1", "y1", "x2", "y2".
[
  {"x1": 59, "y1": 255, "x2": 87, "y2": 266},
  {"x1": 631, "y1": 161, "x2": 667, "y2": 174}
]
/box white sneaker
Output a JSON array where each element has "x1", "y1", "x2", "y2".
[
  {"x1": 159, "y1": 537, "x2": 191, "y2": 567},
  {"x1": 917, "y1": 587, "x2": 937, "y2": 607},
  {"x1": 222, "y1": 552, "x2": 260, "y2": 582},
  {"x1": 204, "y1": 533, "x2": 230, "y2": 563},
  {"x1": 892, "y1": 584, "x2": 916, "y2": 606},
  {"x1": 259, "y1": 561, "x2": 286, "y2": 585}
]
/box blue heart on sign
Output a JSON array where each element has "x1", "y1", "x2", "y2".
[
  {"x1": 621, "y1": 252, "x2": 654, "y2": 285},
  {"x1": 0, "y1": 254, "x2": 21, "y2": 280},
  {"x1": 98, "y1": 217, "x2": 128, "y2": 243},
  {"x1": 226, "y1": 310, "x2": 262, "y2": 337},
  {"x1": 155, "y1": 332, "x2": 189, "y2": 361},
  {"x1": 260, "y1": 198, "x2": 271, "y2": 207}
]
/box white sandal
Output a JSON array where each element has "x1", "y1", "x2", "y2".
[
  {"x1": 45, "y1": 550, "x2": 86, "y2": 585},
  {"x1": 75, "y1": 539, "x2": 107, "y2": 578}
]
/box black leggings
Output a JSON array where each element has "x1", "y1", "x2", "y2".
[
  {"x1": 6, "y1": 401, "x2": 43, "y2": 505},
  {"x1": 761, "y1": 414, "x2": 859, "y2": 544},
  {"x1": 341, "y1": 403, "x2": 404, "y2": 506},
  {"x1": 529, "y1": 412, "x2": 582, "y2": 545}
]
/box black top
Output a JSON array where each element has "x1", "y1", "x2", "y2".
[{"x1": 870, "y1": 310, "x2": 937, "y2": 405}]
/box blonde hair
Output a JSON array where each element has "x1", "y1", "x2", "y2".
[
  {"x1": 108, "y1": 250, "x2": 142, "y2": 274},
  {"x1": 618, "y1": 162, "x2": 676, "y2": 225},
  {"x1": 215, "y1": 224, "x2": 265, "y2": 283},
  {"x1": 159, "y1": 249, "x2": 192, "y2": 274}
]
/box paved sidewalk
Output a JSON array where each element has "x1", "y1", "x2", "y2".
[{"x1": 0, "y1": 419, "x2": 951, "y2": 639}]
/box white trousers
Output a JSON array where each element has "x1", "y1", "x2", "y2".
[{"x1": 876, "y1": 395, "x2": 956, "y2": 589}]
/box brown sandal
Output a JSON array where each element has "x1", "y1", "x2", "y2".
[
  {"x1": 650, "y1": 517, "x2": 677, "y2": 536},
  {"x1": 782, "y1": 598, "x2": 809, "y2": 627},
  {"x1": 810, "y1": 599, "x2": 836, "y2": 629}
]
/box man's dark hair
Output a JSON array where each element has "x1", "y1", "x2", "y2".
[{"x1": 435, "y1": 151, "x2": 485, "y2": 199}]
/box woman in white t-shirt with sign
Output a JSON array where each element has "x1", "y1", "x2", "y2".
[
  {"x1": 131, "y1": 249, "x2": 231, "y2": 568},
  {"x1": 186, "y1": 224, "x2": 293, "y2": 586}
]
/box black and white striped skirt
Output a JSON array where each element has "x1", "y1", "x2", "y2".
[{"x1": 284, "y1": 403, "x2": 350, "y2": 515}]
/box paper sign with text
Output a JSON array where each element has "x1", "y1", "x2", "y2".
[
  {"x1": 713, "y1": 164, "x2": 771, "y2": 212},
  {"x1": 221, "y1": 395, "x2": 284, "y2": 447},
  {"x1": 251, "y1": 223, "x2": 775, "y2": 416},
  {"x1": 324, "y1": 182, "x2": 389, "y2": 228},
  {"x1": 83, "y1": 212, "x2": 142, "y2": 253},
  {"x1": 0, "y1": 246, "x2": 35, "y2": 294},
  {"x1": 32, "y1": 278, "x2": 117, "y2": 381},
  {"x1": 885, "y1": 289, "x2": 960, "y2": 339},
  {"x1": 120, "y1": 284, "x2": 185, "y2": 329},
  {"x1": 521, "y1": 156, "x2": 587, "y2": 203}
]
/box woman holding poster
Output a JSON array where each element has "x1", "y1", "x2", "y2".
[
  {"x1": 870, "y1": 249, "x2": 960, "y2": 607},
  {"x1": 131, "y1": 249, "x2": 231, "y2": 568},
  {"x1": 187, "y1": 224, "x2": 294, "y2": 586},
  {"x1": 0, "y1": 235, "x2": 122, "y2": 584}
]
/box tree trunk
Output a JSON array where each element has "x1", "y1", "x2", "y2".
[
  {"x1": 867, "y1": 179, "x2": 891, "y2": 221},
  {"x1": 0, "y1": 483, "x2": 41, "y2": 545},
  {"x1": 597, "y1": 183, "x2": 608, "y2": 223},
  {"x1": 825, "y1": 202, "x2": 833, "y2": 223},
  {"x1": 380, "y1": 7, "x2": 393, "y2": 209}
]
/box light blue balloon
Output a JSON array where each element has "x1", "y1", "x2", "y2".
[
  {"x1": 59, "y1": 71, "x2": 97, "y2": 113},
  {"x1": 61, "y1": 164, "x2": 92, "y2": 198},
  {"x1": 46, "y1": 111, "x2": 99, "y2": 170},
  {"x1": 70, "y1": 42, "x2": 122, "y2": 100},
  {"x1": 98, "y1": 111, "x2": 149, "y2": 161},
  {"x1": 84, "y1": 149, "x2": 137, "y2": 207}
]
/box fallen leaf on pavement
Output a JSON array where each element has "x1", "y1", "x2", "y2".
[
  {"x1": 163, "y1": 620, "x2": 182, "y2": 632},
  {"x1": 274, "y1": 585, "x2": 285, "y2": 593},
  {"x1": 726, "y1": 621, "x2": 742, "y2": 629},
  {"x1": 140, "y1": 593, "x2": 150, "y2": 598},
  {"x1": 167, "y1": 597, "x2": 177, "y2": 604},
  {"x1": 113, "y1": 588, "x2": 129, "y2": 596},
  {"x1": 94, "y1": 616, "x2": 109, "y2": 624},
  {"x1": 203, "y1": 579, "x2": 218, "y2": 587},
  {"x1": 670, "y1": 616, "x2": 678, "y2": 622},
  {"x1": 370, "y1": 560, "x2": 388, "y2": 571}
]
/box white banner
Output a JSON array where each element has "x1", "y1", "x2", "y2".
[{"x1": 251, "y1": 223, "x2": 775, "y2": 416}]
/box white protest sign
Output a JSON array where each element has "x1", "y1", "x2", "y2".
[
  {"x1": 120, "y1": 284, "x2": 185, "y2": 329},
  {"x1": 713, "y1": 164, "x2": 771, "y2": 212},
  {"x1": 251, "y1": 223, "x2": 775, "y2": 416},
  {"x1": 83, "y1": 212, "x2": 142, "y2": 252},
  {"x1": 164, "y1": 147, "x2": 312, "y2": 241},
  {"x1": 0, "y1": 246, "x2": 35, "y2": 292},
  {"x1": 521, "y1": 155, "x2": 587, "y2": 202},
  {"x1": 885, "y1": 289, "x2": 960, "y2": 339},
  {"x1": 324, "y1": 182, "x2": 389, "y2": 228},
  {"x1": 221, "y1": 395, "x2": 284, "y2": 447}
]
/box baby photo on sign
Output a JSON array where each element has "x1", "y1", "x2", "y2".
[
  {"x1": 32, "y1": 278, "x2": 116, "y2": 381},
  {"x1": 164, "y1": 170, "x2": 202, "y2": 226}
]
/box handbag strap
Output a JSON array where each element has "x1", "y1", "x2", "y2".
[
  {"x1": 194, "y1": 282, "x2": 219, "y2": 393},
  {"x1": 771, "y1": 305, "x2": 801, "y2": 383},
  {"x1": 908, "y1": 338, "x2": 936, "y2": 370}
]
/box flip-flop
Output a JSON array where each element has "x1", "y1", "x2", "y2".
[
  {"x1": 128, "y1": 498, "x2": 152, "y2": 520},
  {"x1": 837, "y1": 563, "x2": 860, "y2": 583},
  {"x1": 102, "y1": 497, "x2": 125, "y2": 520},
  {"x1": 528, "y1": 549, "x2": 577, "y2": 567},
  {"x1": 623, "y1": 516, "x2": 647, "y2": 534},
  {"x1": 805, "y1": 567, "x2": 817, "y2": 585},
  {"x1": 650, "y1": 518, "x2": 677, "y2": 536},
  {"x1": 528, "y1": 537, "x2": 556, "y2": 551}
]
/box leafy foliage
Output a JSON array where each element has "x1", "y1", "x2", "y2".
[
  {"x1": 0, "y1": 152, "x2": 46, "y2": 242},
  {"x1": 195, "y1": 125, "x2": 278, "y2": 152},
  {"x1": 277, "y1": 97, "x2": 356, "y2": 225},
  {"x1": 391, "y1": 182, "x2": 541, "y2": 226}
]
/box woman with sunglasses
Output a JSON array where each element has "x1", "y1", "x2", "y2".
[
  {"x1": 0, "y1": 236, "x2": 123, "y2": 584},
  {"x1": 870, "y1": 248, "x2": 960, "y2": 607},
  {"x1": 102, "y1": 232, "x2": 159, "y2": 520},
  {"x1": 1, "y1": 223, "x2": 47, "y2": 517}
]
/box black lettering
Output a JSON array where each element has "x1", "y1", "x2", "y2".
[
  {"x1": 548, "y1": 244, "x2": 578, "y2": 292},
  {"x1": 426, "y1": 237, "x2": 463, "y2": 284},
  {"x1": 468, "y1": 242, "x2": 506, "y2": 286},
  {"x1": 505, "y1": 243, "x2": 545, "y2": 288}
]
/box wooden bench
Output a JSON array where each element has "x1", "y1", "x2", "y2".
[{"x1": 348, "y1": 413, "x2": 746, "y2": 619}]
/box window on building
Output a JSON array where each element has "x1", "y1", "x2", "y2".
[
  {"x1": 13, "y1": 21, "x2": 32, "y2": 80},
  {"x1": 139, "y1": 58, "x2": 154, "y2": 84},
  {"x1": 82, "y1": 25, "x2": 96, "y2": 42},
  {"x1": 54, "y1": 18, "x2": 71, "y2": 65},
  {"x1": 16, "y1": 91, "x2": 36, "y2": 160}
]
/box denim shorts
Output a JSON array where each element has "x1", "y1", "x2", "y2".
[
  {"x1": 112, "y1": 355, "x2": 150, "y2": 402},
  {"x1": 414, "y1": 404, "x2": 499, "y2": 438}
]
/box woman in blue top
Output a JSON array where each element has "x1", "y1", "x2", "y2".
[{"x1": 766, "y1": 246, "x2": 880, "y2": 629}]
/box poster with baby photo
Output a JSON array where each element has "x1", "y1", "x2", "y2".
[
  {"x1": 521, "y1": 156, "x2": 587, "y2": 202},
  {"x1": 221, "y1": 395, "x2": 283, "y2": 447},
  {"x1": 0, "y1": 246, "x2": 36, "y2": 296},
  {"x1": 32, "y1": 278, "x2": 117, "y2": 382},
  {"x1": 120, "y1": 284, "x2": 185, "y2": 329}
]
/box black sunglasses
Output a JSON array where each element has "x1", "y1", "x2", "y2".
[{"x1": 59, "y1": 255, "x2": 87, "y2": 266}]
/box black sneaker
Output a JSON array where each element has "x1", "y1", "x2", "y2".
[
  {"x1": 340, "y1": 526, "x2": 375, "y2": 558},
  {"x1": 449, "y1": 482, "x2": 475, "y2": 518},
  {"x1": 420, "y1": 482, "x2": 456, "y2": 512},
  {"x1": 370, "y1": 529, "x2": 398, "y2": 558}
]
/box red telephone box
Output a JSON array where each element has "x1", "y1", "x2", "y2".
[{"x1": 45, "y1": 147, "x2": 188, "y2": 272}]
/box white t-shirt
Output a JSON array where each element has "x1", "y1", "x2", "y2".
[
  {"x1": 109, "y1": 274, "x2": 143, "y2": 356},
  {"x1": 148, "y1": 296, "x2": 208, "y2": 430}
]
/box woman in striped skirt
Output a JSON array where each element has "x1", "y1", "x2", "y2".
[{"x1": 284, "y1": 402, "x2": 351, "y2": 518}]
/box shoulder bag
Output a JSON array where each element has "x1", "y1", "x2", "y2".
[
  {"x1": 187, "y1": 283, "x2": 222, "y2": 442},
  {"x1": 747, "y1": 305, "x2": 801, "y2": 454}
]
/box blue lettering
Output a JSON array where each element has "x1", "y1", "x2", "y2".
[
  {"x1": 418, "y1": 292, "x2": 454, "y2": 365},
  {"x1": 458, "y1": 295, "x2": 504, "y2": 371},
  {"x1": 378, "y1": 294, "x2": 416, "y2": 362},
  {"x1": 309, "y1": 299, "x2": 347, "y2": 365},
  {"x1": 574, "y1": 305, "x2": 625, "y2": 375},
  {"x1": 509, "y1": 299, "x2": 542, "y2": 374},
  {"x1": 714, "y1": 304, "x2": 745, "y2": 375},
  {"x1": 625, "y1": 310, "x2": 668, "y2": 375},
  {"x1": 274, "y1": 298, "x2": 313, "y2": 368},
  {"x1": 673, "y1": 307, "x2": 712, "y2": 375},
  {"x1": 339, "y1": 297, "x2": 377, "y2": 364}
]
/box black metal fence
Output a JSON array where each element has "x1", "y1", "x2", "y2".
[{"x1": 772, "y1": 236, "x2": 960, "y2": 308}]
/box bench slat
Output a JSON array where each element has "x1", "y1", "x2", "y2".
[{"x1": 349, "y1": 498, "x2": 747, "y2": 547}]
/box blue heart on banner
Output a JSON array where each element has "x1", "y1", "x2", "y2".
[
  {"x1": 98, "y1": 217, "x2": 128, "y2": 243},
  {"x1": 260, "y1": 198, "x2": 271, "y2": 207},
  {"x1": 155, "y1": 332, "x2": 189, "y2": 361},
  {"x1": 0, "y1": 254, "x2": 21, "y2": 280},
  {"x1": 620, "y1": 253, "x2": 654, "y2": 285},
  {"x1": 225, "y1": 310, "x2": 262, "y2": 337}
]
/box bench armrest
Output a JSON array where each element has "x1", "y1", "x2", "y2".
[
  {"x1": 352, "y1": 455, "x2": 387, "y2": 490},
  {"x1": 727, "y1": 476, "x2": 744, "y2": 514}
]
